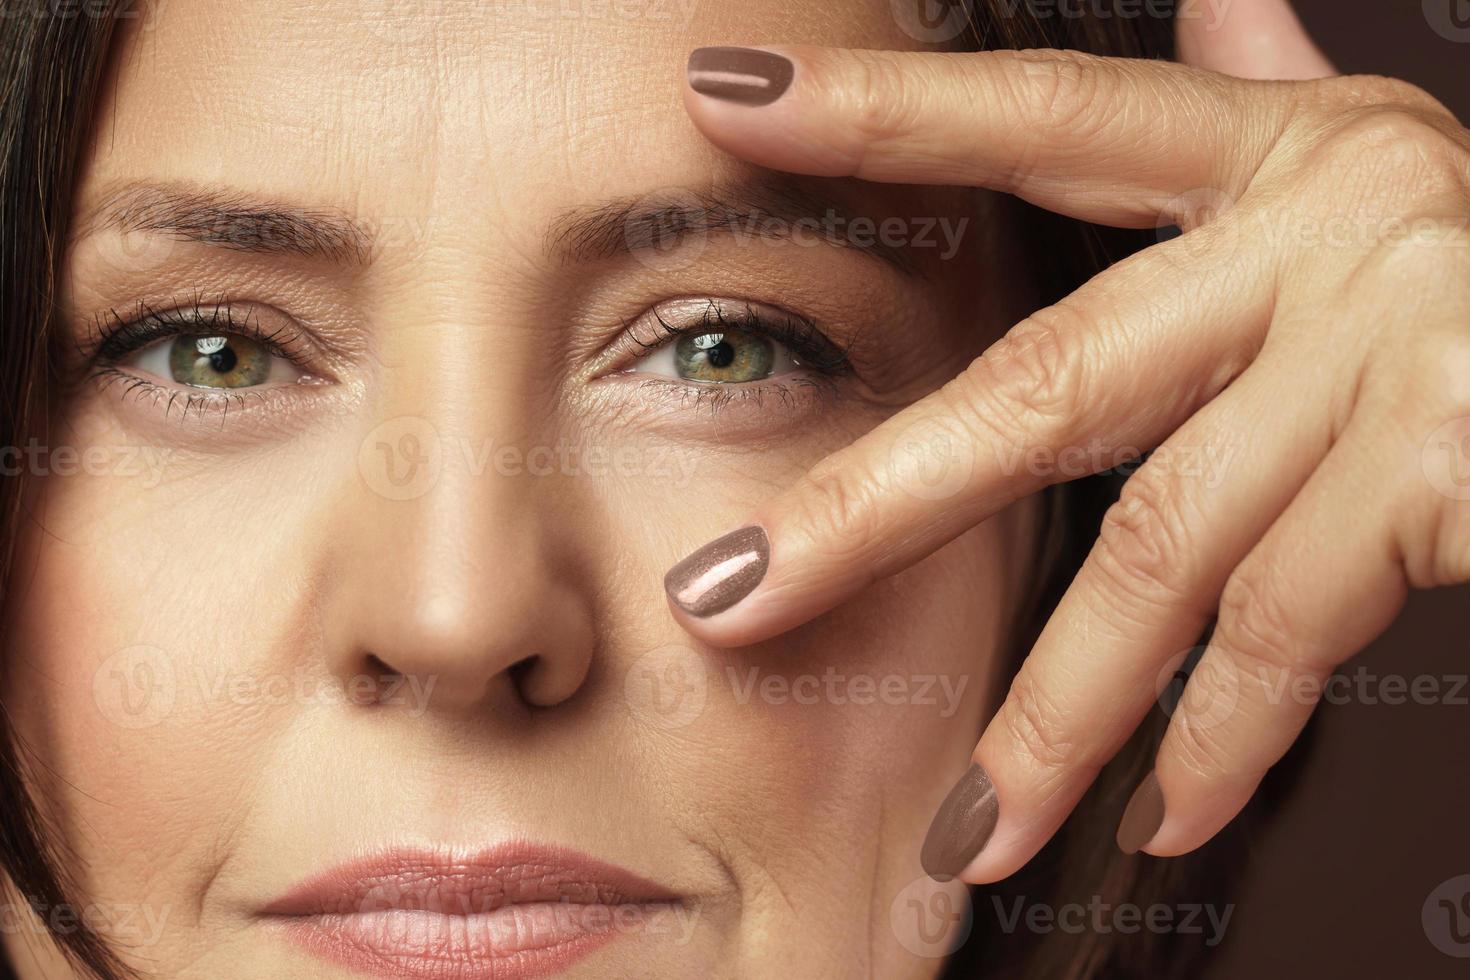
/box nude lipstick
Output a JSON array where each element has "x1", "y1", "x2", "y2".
[{"x1": 263, "y1": 844, "x2": 684, "y2": 979}]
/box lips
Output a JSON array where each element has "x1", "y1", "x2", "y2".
[{"x1": 263, "y1": 844, "x2": 683, "y2": 979}]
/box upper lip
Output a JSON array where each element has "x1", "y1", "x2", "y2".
[{"x1": 263, "y1": 842, "x2": 681, "y2": 918}]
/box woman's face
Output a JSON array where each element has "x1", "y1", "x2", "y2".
[{"x1": 4, "y1": 2, "x2": 1034, "y2": 976}]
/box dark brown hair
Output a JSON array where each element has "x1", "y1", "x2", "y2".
[
  {"x1": 1, "y1": 2, "x2": 135, "y2": 977},
  {"x1": 0, "y1": 2, "x2": 1268, "y2": 977}
]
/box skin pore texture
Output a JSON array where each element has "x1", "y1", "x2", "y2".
[{"x1": 1, "y1": 2, "x2": 1039, "y2": 977}]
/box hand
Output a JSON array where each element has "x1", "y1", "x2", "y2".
[{"x1": 666, "y1": 0, "x2": 1470, "y2": 882}]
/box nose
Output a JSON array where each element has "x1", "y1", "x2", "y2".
[{"x1": 324, "y1": 422, "x2": 596, "y2": 715}]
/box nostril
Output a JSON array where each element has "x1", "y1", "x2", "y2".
[
  {"x1": 348, "y1": 653, "x2": 401, "y2": 706},
  {"x1": 511, "y1": 649, "x2": 592, "y2": 711},
  {"x1": 507, "y1": 655, "x2": 540, "y2": 700}
]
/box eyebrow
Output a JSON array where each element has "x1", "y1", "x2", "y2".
[
  {"x1": 546, "y1": 182, "x2": 919, "y2": 275},
  {"x1": 74, "y1": 182, "x2": 374, "y2": 264},
  {"x1": 73, "y1": 180, "x2": 923, "y2": 275}
]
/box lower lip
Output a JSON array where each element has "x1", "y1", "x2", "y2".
[
  {"x1": 278, "y1": 902, "x2": 679, "y2": 980},
  {"x1": 264, "y1": 848, "x2": 681, "y2": 979}
]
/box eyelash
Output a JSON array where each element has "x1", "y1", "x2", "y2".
[
  {"x1": 78, "y1": 296, "x2": 853, "y2": 423},
  {"x1": 626, "y1": 298, "x2": 850, "y2": 374},
  {"x1": 86, "y1": 297, "x2": 307, "y2": 363},
  {"x1": 621, "y1": 299, "x2": 853, "y2": 414},
  {"x1": 81, "y1": 297, "x2": 314, "y2": 421}
]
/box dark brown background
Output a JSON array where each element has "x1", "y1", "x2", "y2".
[
  {"x1": 1199, "y1": 4, "x2": 1468, "y2": 976},
  {"x1": 1302, "y1": 0, "x2": 1467, "y2": 119}
]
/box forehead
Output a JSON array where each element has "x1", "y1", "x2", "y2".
[{"x1": 81, "y1": 0, "x2": 928, "y2": 223}]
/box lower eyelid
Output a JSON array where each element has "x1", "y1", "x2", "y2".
[
  {"x1": 596, "y1": 374, "x2": 854, "y2": 446},
  {"x1": 87, "y1": 362, "x2": 333, "y2": 430},
  {"x1": 92, "y1": 367, "x2": 266, "y2": 416},
  {"x1": 625, "y1": 374, "x2": 843, "y2": 415}
]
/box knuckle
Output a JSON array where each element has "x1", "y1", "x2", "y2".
[
  {"x1": 787, "y1": 461, "x2": 883, "y2": 567},
  {"x1": 997, "y1": 670, "x2": 1080, "y2": 771},
  {"x1": 1166, "y1": 683, "x2": 1241, "y2": 782},
  {"x1": 1362, "y1": 222, "x2": 1470, "y2": 283},
  {"x1": 1397, "y1": 492, "x2": 1468, "y2": 591},
  {"x1": 1317, "y1": 74, "x2": 1458, "y2": 122},
  {"x1": 842, "y1": 50, "x2": 923, "y2": 158},
  {"x1": 1374, "y1": 326, "x2": 1470, "y2": 454},
  {"x1": 1385, "y1": 347, "x2": 1470, "y2": 589},
  {"x1": 1400, "y1": 319, "x2": 1470, "y2": 383},
  {"x1": 1216, "y1": 566, "x2": 1301, "y2": 672},
  {"x1": 1409, "y1": 216, "x2": 1470, "y2": 263},
  {"x1": 1422, "y1": 488, "x2": 1470, "y2": 588},
  {"x1": 1310, "y1": 107, "x2": 1470, "y2": 198},
  {"x1": 1014, "y1": 50, "x2": 1105, "y2": 132},
  {"x1": 1352, "y1": 244, "x2": 1470, "y2": 368},
  {"x1": 1091, "y1": 463, "x2": 1198, "y2": 607},
  {"x1": 1429, "y1": 333, "x2": 1470, "y2": 412},
  {"x1": 955, "y1": 306, "x2": 1090, "y2": 446},
  {"x1": 1344, "y1": 235, "x2": 1470, "y2": 352}
]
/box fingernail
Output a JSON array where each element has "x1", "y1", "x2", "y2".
[
  {"x1": 687, "y1": 47, "x2": 794, "y2": 107},
  {"x1": 921, "y1": 763, "x2": 999, "y2": 881},
  {"x1": 664, "y1": 525, "x2": 770, "y2": 618},
  {"x1": 1116, "y1": 770, "x2": 1165, "y2": 855}
]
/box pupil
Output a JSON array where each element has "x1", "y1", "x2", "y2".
[
  {"x1": 705, "y1": 341, "x2": 735, "y2": 368},
  {"x1": 207, "y1": 344, "x2": 238, "y2": 374}
]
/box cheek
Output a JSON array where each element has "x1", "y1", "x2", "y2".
[
  {"x1": 6, "y1": 381, "x2": 1032, "y2": 968},
  {"x1": 1, "y1": 457, "x2": 313, "y2": 909},
  {"x1": 607, "y1": 505, "x2": 1023, "y2": 919}
]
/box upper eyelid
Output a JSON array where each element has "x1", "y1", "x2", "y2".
[
  {"x1": 81, "y1": 299, "x2": 317, "y2": 367},
  {"x1": 77, "y1": 295, "x2": 856, "y2": 388},
  {"x1": 616, "y1": 298, "x2": 852, "y2": 374}
]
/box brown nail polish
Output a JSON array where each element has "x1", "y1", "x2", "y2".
[
  {"x1": 687, "y1": 47, "x2": 794, "y2": 107},
  {"x1": 664, "y1": 526, "x2": 769, "y2": 618},
  {"x1": 1116, "y1": 770, "x2": 1165, "y2": 855},
  {"x1": 921, "y1": 763, "x2": 999, "y2": 881}
]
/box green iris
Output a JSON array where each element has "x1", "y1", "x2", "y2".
[
  {"x1": 674, "y1": 328, "x2": 775, "y2": 383},
  {"x1": 168, "y1": 335, "x2": 272, "y2": 388}
]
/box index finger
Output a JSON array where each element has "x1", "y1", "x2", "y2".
[
  {"x1": 661, "y1": 233, "x2": 1273, "y2": 648},
  {"x1": 683, "y1": 45, "x2": 1295, "y2": 227}
]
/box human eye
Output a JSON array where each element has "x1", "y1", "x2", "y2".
[
  {"x1": 616, "y1": 297, "x2": 850, "y2": 407},
  {"x1": 81, "y1": 299, "x2": 329, "y2": 421}
]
